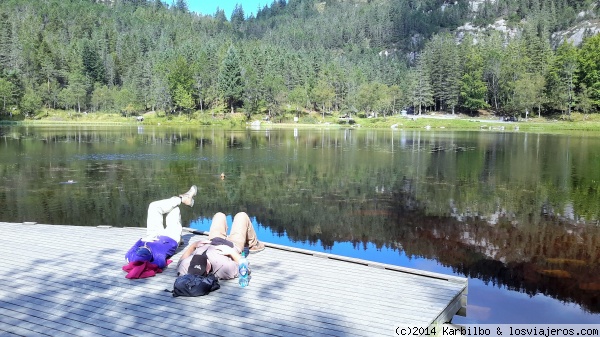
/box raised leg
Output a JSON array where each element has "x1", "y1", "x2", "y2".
[
  {"x1": 228, "y1": 212, "x2": 259, "y2": 253},
  {"x1": 208, "y1": 212, "x2": 228, "y2": 240},
  {"x1": 163, "y1": 206, "x2": 182, "y2": 242},
  {"x1": 145, "y1": 196, "x2": 181, "y2": 240}
]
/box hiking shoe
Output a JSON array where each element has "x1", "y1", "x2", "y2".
[
  {"x1": 179, "y1": 185, "x2": 197, "y2": 207},
  {"x1": 249, "y1": 241, "x2": 265, "y2": 254}
]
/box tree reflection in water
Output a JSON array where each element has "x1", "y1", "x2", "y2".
[{"x1": 0, "y1": 126, "x2": 599, "y2": 319}]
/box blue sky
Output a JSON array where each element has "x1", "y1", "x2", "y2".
[{"x1": 187, "y1": 0, "x2": 265, "y2": 19}]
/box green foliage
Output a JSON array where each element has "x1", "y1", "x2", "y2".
[
  {"x1": 408, "y1": 57, "x2": 434, "y2": 115},
  {"x1": 114, "y1": 87, "x2": 139, "y2": 117},
  {"x1": 546, "y1": 41, "x2": 579, "y2": 115},
  {"x1": 19, "y1": 88, "x2": 42, "y2": 116},
  {"x1": 168, "y1": 56, "x2": 195, "y2": 113},
  {"x1": 460, "y1": 72, "x2": 489, "y2": 112},
  {"x1": 460, "y1": 45, "x2": 489, "y2": 112},
  {"x1": 91, "y1": 85, "x2": 115, "y2": 112},
  {"x1": 174, "y1": 0, "x2": 188, "y2": 13},
  {"x1": 575, "y1": 83, "x2": 594, "y2": 116},
  {"x1": 218, "y1": 46, "x2": 243, "y2": 113},
  {"x1": 577, "y1": 34, "x2": 600, "y2": 108},
  {"x1": 0, "y1": 0, "x2": 596, "y2": 122},
  {"x1": 513, "y1": 73, "x2": 544, "y2": 117},
  {"x1": 0, "y1": 77, "x2": 16, "y2": 114},
  {"x1": 82, "y1": 40, "x2": 106, "y2": 85},
  {"x1": 423, "y1": 33, "x2": 461, "y2": 112}
]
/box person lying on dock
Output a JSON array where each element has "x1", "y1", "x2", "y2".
[
  {"x1": 124, "y1": 185, "x2": 197, "y2": 269},
  {"x1": 176, "y1": 211, "x2": 265, "y2": 280}
]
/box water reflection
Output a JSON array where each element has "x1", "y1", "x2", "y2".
[{"x1": 1, "y1": 125, "x2": 600, "y2": 322}]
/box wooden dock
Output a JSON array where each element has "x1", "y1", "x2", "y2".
[{"x1": 0, "y1": 222, "x2": 467, "y2": 336}]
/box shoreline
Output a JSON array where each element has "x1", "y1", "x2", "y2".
[{"x1": 2, "y1": 110, "x2": 600, "y2": 134}]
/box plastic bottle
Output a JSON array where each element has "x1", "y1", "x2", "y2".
[{"x1": 238, "y1": 252, "x2": 250, "y2": 288}]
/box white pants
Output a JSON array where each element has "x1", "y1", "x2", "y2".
[{"x1": 144, "y1": 196, "x2": 182, "y2": 242}]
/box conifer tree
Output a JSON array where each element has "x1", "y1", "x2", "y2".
[
  {"x1": 0, "y1": 13, "x2": 12, "y2": 72},
  {"x1": 231, "y1": 4, "x2": 245, "y2": 31},
  {"x1": 459, "y1": 44, "x2": 489, "y2": 113},
  {"x1": 218, "y1": 46, "x2": 244, "y2": 114},
  {"x1": 82, "y1": 40, "x2": 106, "y2": 85},
  {"x1": 408, "y1": 55, "x2": 433, "y2": 115}
]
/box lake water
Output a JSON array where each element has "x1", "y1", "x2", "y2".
[{"x1": 1, "y1": 125, "x2": 599, "y2": 324}]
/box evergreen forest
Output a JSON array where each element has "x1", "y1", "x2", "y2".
[{"x1": 0, "y1": 0, "x2": 599, "y2": 121}]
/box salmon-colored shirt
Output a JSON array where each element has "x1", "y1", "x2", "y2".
[{"x1": 177, "y1": 243, "x2": 238, "y2": 280}]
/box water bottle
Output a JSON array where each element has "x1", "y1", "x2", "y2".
[{"x1": 238, "y1": 252, "x2": 250, "y2": 288}]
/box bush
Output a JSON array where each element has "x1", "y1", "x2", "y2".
[
  {"x1": 20, "y1": 90, "x2": 42, "y2": 117},
  {"x1": 299, "y1": 115, "x2": 318, "y2": 124}
]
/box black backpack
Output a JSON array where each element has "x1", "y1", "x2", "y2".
[{"x1": 169, "y1": 273, "x2": 220, "y2": 297}]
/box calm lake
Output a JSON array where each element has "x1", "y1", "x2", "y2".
[{"x1": 1, "y1": 125, "x2": 599, "y2": 324}]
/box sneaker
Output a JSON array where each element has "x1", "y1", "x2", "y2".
[
  {"x1": 179, "y1": 185, "x2": 197, "y2": 207},
  {"x1": 248, "y1": 241, "x2": 265, "y2": 254}
]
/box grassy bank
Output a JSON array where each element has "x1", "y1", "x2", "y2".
[{"x1": 2, "y1": 109, "x2": 600, "y2": 133}]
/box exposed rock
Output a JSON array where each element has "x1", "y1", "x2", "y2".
[
  {"x1": 456, "y1": 1, "x2": 598, "y2": 46},
  {"x1": 469, "y1": 0, "x2": 497, "y2": 12},
  {"x1": 551, "y1": 19, "x2": 600, "y2": 46},
  {"x1": 456, "y1": 19, "x2": 519, "y2": 44}
]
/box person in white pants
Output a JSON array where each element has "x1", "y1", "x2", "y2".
[
  {"x1": 125, "y1": 185, "x2": 197, "y2": 268},
  {"x1": 144, "y1": 185, "x2": 196, "y2": 243}
]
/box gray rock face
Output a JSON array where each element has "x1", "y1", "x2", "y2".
[
  {"x1": 551, "y1": 20, "x2": 600, "y2": 47},
  {"x1": 456, "y1": 1, "x2": 599, "y2": 46}
]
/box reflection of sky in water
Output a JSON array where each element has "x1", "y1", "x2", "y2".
[{"x1": 190, "y1": 215, "x2": 600, "y2": 324}]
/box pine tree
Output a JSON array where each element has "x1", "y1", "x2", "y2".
[
  {"x1": 0, "y1": 13, "x2": 13, "y2": 72},
  {"x1": 459, "y1": 45, "x2": 489, "y2": 113},
  {"x1": 408, "y1": 56, "x2": 433, "y2": 115},
  {"x1": 423, "y1": 33, "x2": 461, "y2": 113},
  {"x1": 173, "y1": 0, "x2": 187, "y2": 13},
  {"x1": 218, "y1": 46, "x2": 244, "y2": 114},
  {"x1": 82, "y1": 40, "x2": 106, "y2": 85},
  {"x1": 231, "y1": 4, "x2": 245, "y2": 31}
]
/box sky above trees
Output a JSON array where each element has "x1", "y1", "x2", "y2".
[{"x1": 187, "y1": 0, "x2": 262, "y2": 19}]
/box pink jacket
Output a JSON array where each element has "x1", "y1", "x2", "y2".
[{"x1": 122, "y1": 260, "x2": 172, "y2": 279}]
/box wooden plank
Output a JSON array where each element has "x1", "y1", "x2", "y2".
[
  {"x1": 0, "y1": 222, "x2": 467, "y2": 336},
  {"x1": 2, "y1": 220, "x2": 466, "y2": 330},
  {"x1": 0, "y1": 312, "x2": 57, "y2": 337}
]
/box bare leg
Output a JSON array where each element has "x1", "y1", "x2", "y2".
[{"x1": 228, "y1": 212, "x2": 259, "y2": 253}]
